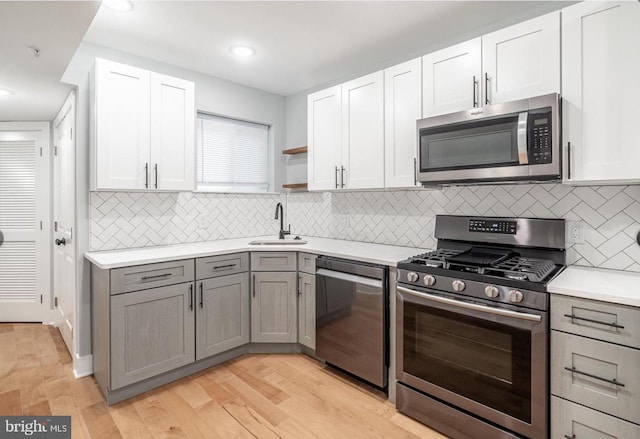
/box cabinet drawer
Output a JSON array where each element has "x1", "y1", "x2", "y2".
[
  {"x1": 551, "y1": 295, "x2": 640, "y2": 349},
  {"x1": 251, "y1": 252, "x2": 297, "y2": 271},
  {"x1": 551, "y1": 331, "x2": 640, "y2": 423},
  {"x1": 551, "y1": 396, "x2": 640, "y2": 439},
  {"x1": 110, "y1": 260, "x2": 195, "y2": 295},
  {"x1": 298, "y1": 252, "x2": 317, "y2": 274},
  {"x1": 196, "y1": 253, "x2": 248, "y2": 280}
]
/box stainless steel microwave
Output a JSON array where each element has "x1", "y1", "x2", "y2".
[{"x1": 416, "y1": 93, "x2": 560, "y2": 185}]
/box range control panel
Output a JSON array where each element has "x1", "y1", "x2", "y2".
[
  {"x1": 529, "y1": 109, "x2": 552, "y2": 164},
  {"x1": 469, "y1": 219, "x2": 517, "y2": 235}
]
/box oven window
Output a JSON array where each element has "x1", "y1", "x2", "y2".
[
  {"x1": 403, "y1": 301, "x2": 532, "y2": 423},
  {"x1": 420, "y1": 117, "x2": 519, "y2": 171}
]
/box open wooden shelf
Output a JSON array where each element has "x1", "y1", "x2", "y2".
[
  {"x1": 282, "y1": 146, "x2": 308, "y2": 155},
  {"x1": 282, "y1": 183, "x2": 308, "y2": 190}
]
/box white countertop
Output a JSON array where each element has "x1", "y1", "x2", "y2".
[
  {"x1": 84, "y1": 236, "x2": 427, "y2": 270},
  {"x1": 548, "y1": 266, "x2": 640, "y2": 308}
]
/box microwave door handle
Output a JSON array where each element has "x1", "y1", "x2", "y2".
[{"x1": 517, "y1": 112, "x2": 529, "y2": 165}]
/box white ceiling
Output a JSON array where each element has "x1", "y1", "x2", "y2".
[
  {"x1": 0, "y1": 1, "x2": 100, "y2": 121},
  {"x1": 84, "y1": 1, "x2": 570, "y2": 97},
  {"x1": 0, "y1": 1, "x2": 571, "y2": 122}
]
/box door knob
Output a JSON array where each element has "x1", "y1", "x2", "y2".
[
  {"x1": 0, "y1": 230, "x2": 3, "y2": 247},
  {"x1": 55, "y1": 238, "x2": 66, "y2": 246}
]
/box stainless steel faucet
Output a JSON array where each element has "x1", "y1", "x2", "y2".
[{"x1": 275, "y1": 202, "x2": 290, "y2": 240}]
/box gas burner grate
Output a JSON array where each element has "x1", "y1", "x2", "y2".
[
  {"x1": 486, "y1": 257, "x2": 557, "y2": 282},
  {"x1": 411, "y1": 249, "x2": 462, "y2": 268}
]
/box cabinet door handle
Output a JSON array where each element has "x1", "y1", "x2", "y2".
[
  {"x1": 472, "y1": 75, "x2": 478, "y2": 108},
  {"x1": 413, "y1": 158, "x2": 417, "y2": 186},
  {"x1": 335, "y1": 166, "x2": 339, "y2": 189},
  {"x1": 484, "y1": 72, "x2": 490, "y2": 105},
  {"x1": 341, "y1": 166, "x2": 345, "y2": 188},
  {"x1": 252, "y1": 274, "x2": 256, "y2": 298},
  {"x1": 141, "y1": 273, "x2": 171, "y2": 281},
  {"x1": 567, "y1": 142, "x2": 572, "y2": 180},
  {"x1": 564, "y1": 313, "x2": 624, "y2": 329},
  {"x1": 144, "y1": 162, "x2": 149, "y2": 188},
  {"x1": 297, "y1": 275, "x2": 302, "y2": 296},
  {"x1": 564, "y1": 366, "x2": 625, "y2": 387},
  {"x1": 189, "y1": 284, "x2": 193, "y2": 311},
  {"x1": 199, "y1": 282, "x2": 204, "y2": 308},
  {"x1": 212, "y1": 263, "x2": 236, "y2": 270},
  {"x1": 154, "y1": 163, "x2": 158, "y2": 189}
]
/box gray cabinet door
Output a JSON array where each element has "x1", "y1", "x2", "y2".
[
  {"x1": 298, "y1": 272, "x2": 316, "y2": 349},
  {"x1": 298, "y1": 252, "x2": 317, "y2": 275},
  {"x1": 196, "y1": 273, "x2": 249, "y2": 360},
  {"x1": 111, "y1": 283, "x2": 195, "y2": 389},
  {"x1": 251, "y1": 272, "x2": 297, "y2": 343}
]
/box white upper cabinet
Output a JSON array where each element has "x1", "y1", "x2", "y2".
[
  {"x1": 421, "y1": 12, "x2": 560, "y2": 118},
  {"x1": 562, "y1": 1, "x2": 640, "y2": 184},
  {"x1": 93, "y1": 59, "x2": 151, "y2": 190},
  {"x1": 92, "y1": 58, "x2": 195, "y2": 191},
  {"x1": 150, "y1": 73, "x2": 195, "y2": 191},
  {"x1": 308, "y1": 86, "x2": 342, "y2": 191},
  {"x1": 308, "y1": 72, "x2": 384, "y2": 190},
  {"x1": 385, "y1": 58, "x2": 422, "y2": 188},
  {"x1": 482, "y1": 11, "x2": 560, "y2": 105},
  {"x1": 341, "y1": 71, "x2": 384, "y2": 189},
  {"x1": 422, "y1": 39, "x2": 481, "y2": 117}
]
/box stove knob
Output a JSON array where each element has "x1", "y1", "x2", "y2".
[
  {"x1": 508, "y1": 290, "x2": 524, "y2": 303},
  {"x1": 423, "y1": 275, "x2": 436, "y2": 287},
  {"x1": 407, "y1": 272, "x2": 419, "y2": 283},
  {"x1": 484, "y1": 285, "x2": 500, "y2": 298},
  {"x1": 452, "y1": 280, "x2": 466, "y2": 292}
]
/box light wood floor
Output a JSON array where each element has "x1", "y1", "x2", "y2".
[{"x1": 0, "y1": 323, "x2": 446, "y2": 438}]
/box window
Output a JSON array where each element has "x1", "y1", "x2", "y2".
[{"x1": 196, "y1": 113, "x2": 270, "y2": 192}]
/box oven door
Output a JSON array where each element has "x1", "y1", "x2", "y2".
[{"x1": 396, "y1": 285, "x2": 547, "y2": 439}]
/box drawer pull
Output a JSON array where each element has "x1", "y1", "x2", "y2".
[
  {"x1": 141, "y1": 273, "x2": 172, "y2": 281},
  {"x1": 564, "y1": 313, "x2": 625, "y2": 329},
  {"x1": 212, "y1": 263, "x2": 236, "y2": 270},
  {"x1": 564, "y1": 366, "x2": 626, "y2": 387}
]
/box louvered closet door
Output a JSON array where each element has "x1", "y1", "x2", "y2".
[{"x1": 0, "y1": 123, "x2": 50, "y2": 322}]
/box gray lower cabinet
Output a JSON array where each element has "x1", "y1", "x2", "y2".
[
  {"x1": 196, "y1": 273, "x2": 249, "y2": 360},
  {"x1": 551, "y1": 396, "x2": 640, "y2": 439},
  {"x1": 251, "y1": 271, "x2": 297, "y2": 343},
  {"x1": 111, "y1": 282, "x2": 195, "y2": 389},
  {"x1": 298, "y1": 272, "x2": 316, "y2": 350}
]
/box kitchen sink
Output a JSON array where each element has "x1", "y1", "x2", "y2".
[{"x1": 248, "y1": 239, "x2": 308, "y2": 245}]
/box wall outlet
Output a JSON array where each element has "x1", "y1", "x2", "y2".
[{"x1": 567, "y1": 221, "x2": 585, "y2": 244}]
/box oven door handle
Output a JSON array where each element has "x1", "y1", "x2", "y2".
[
  {"x1": 317, "y1": 268, "x2": 382, "y2": 289},
  {"x1": 397, "y1": 286, "x2": 542, "y2": 322}
]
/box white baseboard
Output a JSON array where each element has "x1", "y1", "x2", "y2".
[{"x1": 73, "y1": 353, "x2": 93, "y2": 379}]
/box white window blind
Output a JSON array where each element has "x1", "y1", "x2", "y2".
[{"x1": 196, "y1": 113, "x2": 270, "y2": 192}]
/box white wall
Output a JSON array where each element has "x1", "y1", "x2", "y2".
[{"x1": 61, "y1": 42, "x2": 288, "y2": 358}]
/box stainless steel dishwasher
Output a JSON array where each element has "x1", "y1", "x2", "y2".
[{"x1": 315, "y1": 256, "x2": 388, "y2": 389}]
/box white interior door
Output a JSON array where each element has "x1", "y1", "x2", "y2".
[
  {"x1": 0, "y1": 122, "x2": 50, "y2": 322},
  {"x1": 53, "y1": 93, "x2": 76, "y2": 351}
]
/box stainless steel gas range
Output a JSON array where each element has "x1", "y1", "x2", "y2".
[{"x1": 396, "y1": 215, "x2": 565, "y2": 439}]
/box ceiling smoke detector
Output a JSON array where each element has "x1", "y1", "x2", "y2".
[{"x1": 28, "y1": 46, "x2": 42, "y2": 58}]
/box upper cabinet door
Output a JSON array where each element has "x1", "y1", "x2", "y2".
[
  {"x1": 308, "y1": 86, "x2": 342, "y2": 191},
  {"x1": 482, "y1": 11, "x2": 560, "y2": 105},
  {"x1": 385, "y1": 58, "x2": 422, "y2": 188},
  {"x1": 150, "y1": 73, "x2": 195, "y2": 191},
  {"x1": 341, "y1": 71, "x2": 384, "y2": 189},
  {"x1": 94, "y1": 59, "x2": 151, "y2": 190},
  {"x1": 422, "y1": 38, "x2": 481, "y2": 117},
  {"x1": 562, "y1": 1, "x2": 640, "y2": 184}
]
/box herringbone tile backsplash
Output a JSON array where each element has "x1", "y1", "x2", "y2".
[{"x1": 90, "y1": 184, "x2": 640, "y2": 272}]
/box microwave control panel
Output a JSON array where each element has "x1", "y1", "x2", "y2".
[{"x1": 528, "y1": 109, "x2": 552, "y2": 164}]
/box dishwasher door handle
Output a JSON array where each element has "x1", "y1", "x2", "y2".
[{"x1": 316, "y1": 268, "x2": 382, "y2": 289}]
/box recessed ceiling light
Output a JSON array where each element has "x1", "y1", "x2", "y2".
[
  {"x1": 103, "y1": 0, "x2": 133, "y2": 12},
  {"x1": 0, "y1": 88, "x2": 13, "y2": 96},
  {"x1": 229, "y1": 45, "x2": 256, "y2": 57}
]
